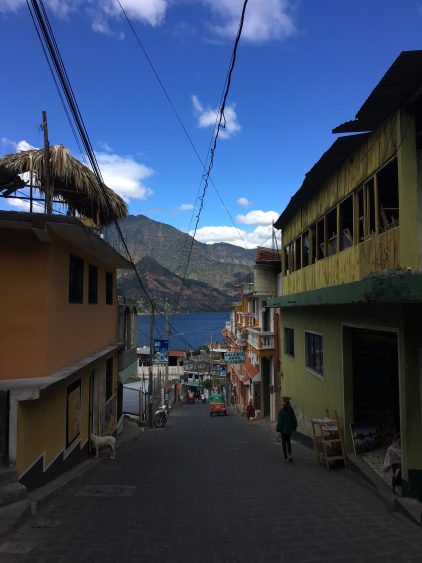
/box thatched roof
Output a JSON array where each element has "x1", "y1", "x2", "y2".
[{"x1": 0, "y1": 145, "x2": 127, "y2": 225}]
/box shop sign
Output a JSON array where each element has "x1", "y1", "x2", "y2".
[{"x1": 224, "y1": 352, "x2": 245, "y2": 364}]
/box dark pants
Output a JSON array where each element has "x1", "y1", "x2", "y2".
[{"x1": 281, "y1": 433, "x2": 292, "y2": 459}]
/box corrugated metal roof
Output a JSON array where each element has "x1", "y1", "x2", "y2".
[
  {"x1": 274, "y1": 134, "x2": 370, "y2": 230},
  {"x1": 333, "y1": 50, "x2": 422, "y2": 133}
]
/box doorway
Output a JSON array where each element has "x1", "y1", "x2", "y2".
[
  {"x1": 351, "y1": 328, "x2": 399, "y2": 445},
  {"x1": 0, "y1": 390, "x2": 8, "y2": 465},
  {"x1": 261, "y1": 357, "x2": 271, "y2": 417},
  {"x1": 89, "y1": 368, "x2": 99, "y2": 447}
]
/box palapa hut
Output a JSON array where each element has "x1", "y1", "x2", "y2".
[{"x1": 0, "y1": 145, "x2": 127, "y2": 225}]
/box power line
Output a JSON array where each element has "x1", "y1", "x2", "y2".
[
  {"x1": 115, "y1": 0, "x2": 252, "y2": 302},
  {"x1": 27, "y1": 0, "x2": 196, "y2": 352},
  {"x1": 175, "y1": 0, "x2": 250, "y2": 311}
]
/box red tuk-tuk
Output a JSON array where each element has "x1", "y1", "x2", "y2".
[{"x1": 209, "y1": 392, "x2": 227, "y2": 416}]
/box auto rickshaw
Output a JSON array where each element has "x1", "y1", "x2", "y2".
[{"x1": 209, "y1": 392, "x2": 227, "y2": 416}]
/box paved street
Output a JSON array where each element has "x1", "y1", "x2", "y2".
[{"x1": 1, "y1": 404, "x2": 422, "y2": 562}]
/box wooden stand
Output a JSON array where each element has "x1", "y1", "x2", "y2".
[{"x1": 311, "y1": 410, "x2": 346, "y2": 470}]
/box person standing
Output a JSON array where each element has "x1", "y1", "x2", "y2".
[
  {"x1": 246, "y1": 399, "x2": 256, "y2": 421},
  {"x1": 276, "y1": 396, "x2": 298, "y2": 463}
]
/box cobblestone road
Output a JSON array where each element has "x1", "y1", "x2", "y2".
[{"x1": 1, "y1": 404, "x2": 422, "y2": 562}]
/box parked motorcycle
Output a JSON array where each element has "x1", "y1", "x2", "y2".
[{"x1": 154, "y1": 406, "x2": 167, "y2": 428}]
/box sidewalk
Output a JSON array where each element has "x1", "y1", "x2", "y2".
[
  {"x1": 233, "y1": 408, "x2": 422, "y2": 527},
  {"x1": 29, "y1": 417, "x2": 144, "y2": 514}
]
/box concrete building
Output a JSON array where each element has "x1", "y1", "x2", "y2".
[
  {"x1": 224, "y1": 248, "x2": 281, "y2": 421},
  {"x1": 0, "y1": 211, "x2": 134, "y2": 490}
]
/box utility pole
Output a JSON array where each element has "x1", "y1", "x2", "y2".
[
  {"x1": 42, "y1": 111, "x2": 52, "y2": 214},
  {"x1": 165, "y1": 298, "x2": 169, "y2": 405},
  {"x1": 148, "y1": 304, "x2": 155, "y2": 428}
]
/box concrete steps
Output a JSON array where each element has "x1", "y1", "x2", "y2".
[{"x1": 0, "y1": 468, "x2": 31, "y2": 539}]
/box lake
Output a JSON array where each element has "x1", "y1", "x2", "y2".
[{"x1": 136, "y1": 310, "x2": 230, "y2": 351}]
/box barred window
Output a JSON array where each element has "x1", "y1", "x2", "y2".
[{"x1": 305, "y1": 331, "x2": 323, "y2": 375}]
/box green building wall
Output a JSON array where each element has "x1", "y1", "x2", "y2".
[{"x1": 280, "y1": 302, "x2": 422, "y2": 489}]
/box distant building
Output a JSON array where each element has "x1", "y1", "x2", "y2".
[
  {"x1": 0, "y1": 211, "x2": 136, "y2": 490},
  {"x1": 223, "y1": 248, "x2": 281, "y2": 421}
]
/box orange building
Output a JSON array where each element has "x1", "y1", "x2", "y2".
[{"x1": 0, "y1": 211, "x2": 135, "y2": 490}]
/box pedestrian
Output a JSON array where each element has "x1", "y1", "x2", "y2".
[
  {"x1": 246, "y1": 399, "x2": 256, "y2": 421},
  {"x1": 230, "y1": 392, "x2": 235, "y2": 406},
  {"x1": 276, "y1": 396, "x2": 298, "y2": 463}
]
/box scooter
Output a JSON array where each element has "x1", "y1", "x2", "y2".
[{"x1": 154, "y1": 405, "x2": 167, "y2": 428}]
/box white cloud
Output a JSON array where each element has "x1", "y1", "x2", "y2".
[
  {"x1": 192, "y1": 94, "x2": 241, "y2": 139},
  {"x1": 201, "y1": 0, "x2": 296, "y2": 43},
  {"x1": 1, "y1": 0, "x2": 167, "y2": 35},
  {"x1": 179, "y1": 203, "x2": 194, "y2": 210},
  {"x1": 236, "y1": 209, "x2": 279, "y2": 226},
  {"x1": 191, "y1": 224, "x2": 280, "y2": 249},
  {"x1": 0, "y1": 0, "x2": 76, "y2": 18},
  {"x1": 16, "y1": 140, "x2": 35, "y2": 152},
  {"x1": 96, "y1": 151, "x2": 154, "y2": 201},
  {"x1": 0, "y1": 0, "x2": 26, "y2": 14},
  {"x1": 237, "y1": 196, "x2": 251, "y2": 206}
]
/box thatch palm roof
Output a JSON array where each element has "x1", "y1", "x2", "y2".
[{"x1": 0, "y1": 145, "x2": 127, "y2": 225}]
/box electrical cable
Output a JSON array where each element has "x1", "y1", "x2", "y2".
[
  {"x1": 174, "y1": 0, "x2": 249, "y2": 312},
  {"x1": 115, "y1": 0, "x2": 252, "y2": 299},
  {"x1": 27, "y1": 0, "x2": 196, "y2": 351}
]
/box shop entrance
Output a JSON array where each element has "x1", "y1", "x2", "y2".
[
  {"x1": 0, "y1": 390, "x2": 8, "y2": 464},
  {"x1": 351, "y1": 328, "x2": 399, "y2": 445}
]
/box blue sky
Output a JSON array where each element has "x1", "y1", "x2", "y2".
[{"x1": 1, "y1": 0, "x2": 422, "y2": 248}]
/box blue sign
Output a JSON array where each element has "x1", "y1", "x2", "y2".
[
  {"x1": 153, "y1": 339, "x2": 169, "y2": 363},
  {"x1": 219, "y1": 365, "x2": 227, "y2": 377}
]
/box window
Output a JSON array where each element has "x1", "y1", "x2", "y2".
[
  {"x1": 284, "y1": 327, "x2": 294, "y2": 357},
  {"x1": 302, "y1": 230, "x2": 310, "y2": 267},
  {"x1": 316, "y1": 218, "x2": 325, "y2": 260},
  {"x1": 295, "y1": 237, "x2": 301, "y2": 270},
  {"x1": 305, "y1": 331, "x2": 323, "y2": 375},
  {"x1": 378, "y1": 158, "x2": 399, "y2": 231},
  {"x1": 326, "y1": 208, "x2": 337, "y2": 257},
  {"x1": 106, "y1": 271, "x2": 113, "y2": 305},
  {"x1": 69, "y1": 254, "x2": 84, "y2": 304},
  {"x1": 310, "y1": 224, "x2": 316, "y2": 264},
  {"x1": 339, "y1": 195, "x2": 353, "y2": 250},
  {"x1": 88, "y1": 264, "x2": 98, "y2": 304},
  {"x1": 105, "y1": 357, "x2": 113, "y2": 401}
]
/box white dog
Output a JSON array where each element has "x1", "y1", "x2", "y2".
[{"x1": 90, "y1": 432, "x2": 116, "y2": 459}]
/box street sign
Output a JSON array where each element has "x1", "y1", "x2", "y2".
[
  {"x1": 219, "y1": 365, "x2": 227, "y2": 377},
  {"x1": 153, "y1": 339, "x2": 168, "y2": 363},
  {"x1": 224, "y1": 352, "x2": 245, "y2": 364}
]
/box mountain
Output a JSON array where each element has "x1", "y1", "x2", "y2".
[
  {"x1": 105, "y1": 215, "x2": 256, "y2": 310},
  {"x1": 119, "y1": 256, "x2": 238, "y2": 313}
]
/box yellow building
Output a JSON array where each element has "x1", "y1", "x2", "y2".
[
  {"x1": 268, "y1": 51, "x2": 422, "y2": 501},
  {"x1": 0, "y1": 210, "x2": 135, "y2": 490}
]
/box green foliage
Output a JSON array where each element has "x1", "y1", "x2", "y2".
[{"x1": 202, "y1": 379, "x2": 213, "y2": 390}]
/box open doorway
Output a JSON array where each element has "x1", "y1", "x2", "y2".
[
  {"x1": 352, "y1": 328, "x2": 399, "y2": 445},
  {"x1": 89, "y1": 368, "x2": 99, "y2": 452}
]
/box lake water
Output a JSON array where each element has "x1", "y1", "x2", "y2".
[{"x1": 136, "y1": 310, "x2": 230, "y2": 351}]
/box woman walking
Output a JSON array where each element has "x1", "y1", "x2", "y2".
[{"x1": 276, "y1": 396, "x2": 298, "y2": 463}]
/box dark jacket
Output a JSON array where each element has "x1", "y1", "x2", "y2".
[{"x1": 276, "y1": 404, "x2": 297, "y2": 434}]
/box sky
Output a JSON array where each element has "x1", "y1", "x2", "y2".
[{"x1": 1, "y1": 0, "x2": 422, "y2": 249}]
